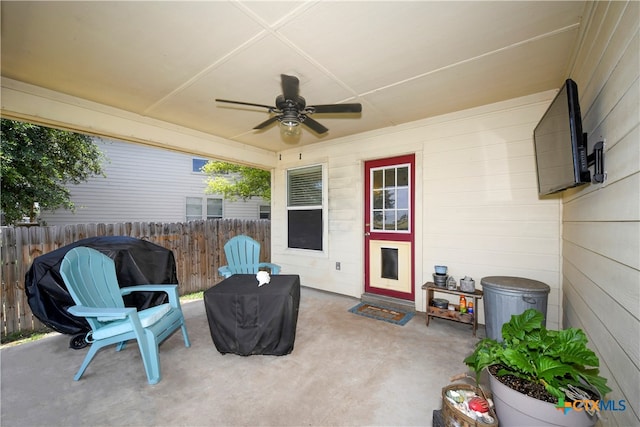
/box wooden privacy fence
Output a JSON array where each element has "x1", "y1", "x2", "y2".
[{"x1": 0, "y1": 219, "x2": 271, "y2": 337}]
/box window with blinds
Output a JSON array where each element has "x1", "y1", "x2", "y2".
[
  {"x1": 287, "y1": 165, "x2": 323, "y2": 250},
  {"x1": 259, "y1": 205, "x2": 271, "y2": 219},
  {"x1": 186, "y1": 197, "x2": 203, "y2": 221},
  {"x1": 186, "y1": 197, "x2": 222, "y2": 221},
  {"x1": 206, "y1": 198, "x2": 223, "y2": 219}
]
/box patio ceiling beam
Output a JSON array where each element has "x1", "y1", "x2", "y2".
[{"x1": 1, "y1": 78, "x2": 277, "y2": 170}]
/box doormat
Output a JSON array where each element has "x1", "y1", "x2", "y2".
[{"x1": 348, "y1": 302, "x2": 415, "y2": 326}]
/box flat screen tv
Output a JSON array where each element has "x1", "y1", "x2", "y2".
[{"x1": 533, "y1": 79, "x2": 591, "y2": 196}]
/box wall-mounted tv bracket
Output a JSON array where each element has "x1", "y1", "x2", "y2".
[{"x1": 588, "y1": 139, "x2": 605, "y2": 183}]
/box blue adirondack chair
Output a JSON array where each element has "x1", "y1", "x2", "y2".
[
  {"x1": 59, "y1": 246, "x2": 190, "y2": 385},
  {"x1": 218, "y1": 235, "x2": 281, "y2": 278}
]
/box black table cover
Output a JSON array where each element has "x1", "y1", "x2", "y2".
[{"x1": 204, "y1": 274, "x2": 300, "y2": 356}]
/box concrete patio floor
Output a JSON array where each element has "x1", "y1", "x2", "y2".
[{"x1": 1, "y1": 286, "x2": 485, "y2": 427}]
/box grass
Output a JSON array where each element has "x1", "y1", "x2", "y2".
[
  {"x1": 181, "y1": 291, "x2": 203, "y2": 301},
  {"x1": 1, "y1": 329, "x2": 51, "y2": 346},
  {"x1": 1, "y1": 291, "x2": 204, "y2": 347}
]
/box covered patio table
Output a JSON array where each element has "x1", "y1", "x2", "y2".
[{"x1": 204, "y1": 274, "x2": 300, "y2": 356}]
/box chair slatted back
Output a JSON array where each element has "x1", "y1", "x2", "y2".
[
  {"x1": 60, "y1": 247, "x2": 125, "y2": 329},
  {"x1": 223, "y1": 235, "x2": 261, "y2": 275}
]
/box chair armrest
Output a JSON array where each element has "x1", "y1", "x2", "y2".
[
  {"x1": 258, "y1": 262, "x2": 281, "y2": 275},
  {"x1": 120, "y1": 285, "x2": 180, "y2": 306},
  {"x1": 68, "y1": 305, "x2": 136, "y2": 320},
  {"x1": 218, "y1": 266, "x2": 232, "y2": 278}
]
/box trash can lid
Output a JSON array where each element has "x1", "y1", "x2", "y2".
[{"x1": 481, "y1": 276, "x2": 550, "y2": 293}]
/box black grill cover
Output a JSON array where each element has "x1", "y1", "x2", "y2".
[{"x1": 25, "y1": 236, "x2": 177, "y2": 335}]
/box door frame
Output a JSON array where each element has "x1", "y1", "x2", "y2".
[{"x1": 364, "y1": 153, "x2": 416, "y2": 301}]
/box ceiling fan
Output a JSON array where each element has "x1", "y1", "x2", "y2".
[{"x1": 215, "y1": 74, "x2": 362, "y2": 137}]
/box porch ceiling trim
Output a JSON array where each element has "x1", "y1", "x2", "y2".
[{"x1": 1, "y1": 77, "x2": 277, "y2": 169}]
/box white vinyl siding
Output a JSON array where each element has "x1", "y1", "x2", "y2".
[
  {"x1": 39, "y1": 138, "x2": 267, "y2": 225},
  {"x1": 560, "y1": 2, "x2": 639, "y2": 426}
]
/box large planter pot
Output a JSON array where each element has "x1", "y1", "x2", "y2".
[{"x1": 487, "y1": 370, "x2": 596, "y2": 427}]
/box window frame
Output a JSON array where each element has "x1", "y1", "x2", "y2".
[
  {"x1": 185, "y1": 196, "x2": 223, "y2": 221},
  {"x1": 369, "y1": 162, "x2": 412, "y2": 234},
  {"x1": 206, "y1": 197, "x2": 223, "y2": 219},
  {"x1": 286, "y1": 163, "x2": 327, "y2": 253},
  {"x1": 259, "y1": 204, "x2": 271, "y2": 220},
  {"x1": 186, "y1": 197, "x2": 204, "y2": 222},
  {"x1": 191, "y1": 158, "x2": 208, "y2": 173}
]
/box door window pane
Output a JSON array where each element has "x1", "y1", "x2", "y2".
[
  {"x1": 369, "y1": 163, "x2": 411, "y2": 232},
  {"x1": 373, "y1": 211, "x2": 383, "y2": 230},
  {"x1": 373, "y1": 190, "x2": 383, "y2": 209},
  {"x1": 397, "y1": 167, "x2": 408, "y2": 186},
  {"x1": 397, "y1": 188, "x2": 408, "y2": 209},
  {"x1": 397, "y1": 210, "x2": 409, "y2": 230},
  {"x1": 373, "y1": 170, "x2": 383, "y2": 189},
  {"x1": 384, "y1": 169, "x2": 395, "y2": 187},
  {"x1": 384, "y1": 211, "x2": 396, "y2": 230},
  {"x1": 384, "y1": 189, "x2": 396, "y2": 209}
]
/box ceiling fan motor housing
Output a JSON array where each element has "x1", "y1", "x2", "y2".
[{"x1": 276, "y1": 95, "x2": 305, "y2": 125}]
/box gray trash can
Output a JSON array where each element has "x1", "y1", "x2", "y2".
[{"x1": 481, "y1": 276, "x2": 550, "y2": 341}]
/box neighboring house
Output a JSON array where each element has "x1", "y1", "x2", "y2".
[{"x1": 38, "y1": 138, "x2": 270, "y2": 226}]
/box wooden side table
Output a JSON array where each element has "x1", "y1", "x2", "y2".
[{"x1": 422, "y1": 282, "x2": 483, "y2": 336}]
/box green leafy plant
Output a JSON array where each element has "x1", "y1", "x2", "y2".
[
  {"x1": 1, "y1": 119, "x2": 105, "y2": 224},
  {"x1": 464, "y1": 309, "x2": 611, "y2": 401},
  {"x1": 202, "y1": 161, "x2": 270, "y2": 202}
]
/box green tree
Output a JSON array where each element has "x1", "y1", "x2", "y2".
[
  {"x1": 202, "y1": 161, "x2": 270, "y2": 202},
  {"x1": 1, "y1": 119, "x2": 105, "y2": 224}
]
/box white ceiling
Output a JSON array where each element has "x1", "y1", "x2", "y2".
[{"x1": 1, "y1": 1, "x2": 587, "y2": 152}]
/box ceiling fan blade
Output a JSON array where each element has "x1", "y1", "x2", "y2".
[
  {"x1": 281, "y1": 74, "x2": 300, "y2": 100},
  {"x1": 302, "y1": 116, "x2": 329, "y2": 134},
  {"x1": 216, "y1": 99, "x2": 274, "y2": 110},
  {"x1": 253, "y1": 116, "x2": 279, "y2": 130},
  {"x1": 308, "y1": 103, "x2": 362, "y2": 114}
]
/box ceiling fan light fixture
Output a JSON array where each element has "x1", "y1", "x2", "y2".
[{"x1": 280, "y1": 119, "x2": 301, "y2": 137}]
